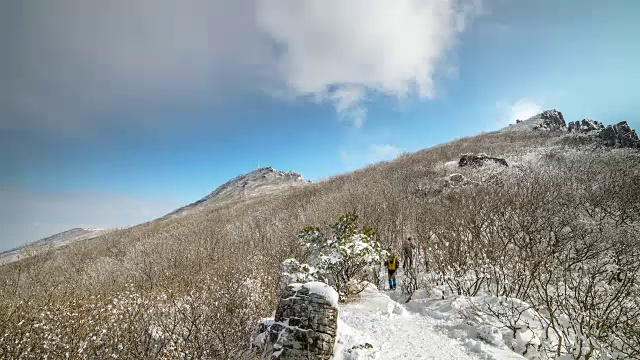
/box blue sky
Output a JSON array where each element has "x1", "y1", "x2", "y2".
[{"x1": 1, "y1": 0, "x2": 639, "y2": 251}]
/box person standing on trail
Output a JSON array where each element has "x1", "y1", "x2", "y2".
[
  {"x1": 384, "y1": 251, "x2": 399, "y2": 290},
  {"x1": 402, "y1": 237, "x2": 415, "y2": 269}
]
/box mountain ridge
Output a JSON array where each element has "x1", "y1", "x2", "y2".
[
  {"x1": 0, "y1": 227, "x2": 112, "y2": 265},
  {"x1": 163, "y1": 166, "x2": 310, "y2": 219}
]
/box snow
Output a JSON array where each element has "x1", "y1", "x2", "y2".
[
  {"x1": 334, "y1": 283, "x2": 479, "y2": 360},
  {"x1": 408, "y1": 291, "x2": 530, "y2": 359},
  {"x1": 289, "y1": 283, "x2": 303, "y2": 291},
  {"x1": 260, "y1": 278, "x2": 553, "y2": 358},
  {"x1": 332, "y1": 279, "x2": 548, "y2": 359},
  {"x1": 303, "y1": 281, "x2": 339, "y2": 308}
]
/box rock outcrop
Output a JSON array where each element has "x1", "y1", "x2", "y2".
[
  {"x1": 568, "y1": 119, "x2": 605, "y2": 132},
  {"x1": 532, "y1": 109, "x2": 566, "y2": 130},
  {"x1": 254, "y1": 282, "x2": 339, "y2": 359},
  {"x1": 598, "y1": 121, "x2": 640, "y2": 148},
  {"x1": 459, "y1": 153, "x2": 508, "y2": 167},
  {"x1": 507, "y1": 110, "x2": 639, "y2": 149},
  {"x1": 566, "y1": 119, "x2": 639, "y2": 148}
]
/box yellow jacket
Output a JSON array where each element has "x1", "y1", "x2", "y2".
[{"x1": 385, "y1": 256, "x2": 399, "y2": 270}]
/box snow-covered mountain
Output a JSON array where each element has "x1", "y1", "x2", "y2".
[
  {"x1": 0, "y1": 228, "x2": 112, "y2": 265},
  {"x1": 164, "y1": 166, "x2": 310, "y2": 218}
]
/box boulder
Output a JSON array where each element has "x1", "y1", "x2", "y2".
[
  {"x1": 254, "y1": 282, "x2": 339, "y2": 359},
  {"x1": 449, "y1": 173, "x2": 465, "y2": 183},
  {"x1": 599, "y1": 121, "x2": 640, "y2": 148},
  {"x1": 459, "y1": 153, "x2": 508, "y2": 167}
]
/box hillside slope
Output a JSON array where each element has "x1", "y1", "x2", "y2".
[
  {"x1": 0, "y1": 227, "x2": 111, "y2": 265},
  {"x1": 1, "y1": 110, "x2": 638, "y2": 359}
]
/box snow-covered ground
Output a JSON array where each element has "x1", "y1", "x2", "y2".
[{"x1": 334, "y1": 283, "x2": 526, "y2": 360}]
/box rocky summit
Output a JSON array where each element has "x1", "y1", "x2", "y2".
[
  {"x1": 165, "y1": 166, "x2": 309, "y2": 218},
  {"x1": 506, "y1": 109, "x2": 640, "y2": 148},
  {"x1": 533, "y1": 109, "x2": 566, "y2": 130}
]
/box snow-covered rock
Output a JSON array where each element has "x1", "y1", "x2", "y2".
[{"x1": 254, "y1": 282, "x2": 339, "y2": 359}]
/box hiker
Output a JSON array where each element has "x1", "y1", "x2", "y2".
[
  {"x1": 384, "y1": 251, "x2": 399, "y2": 290},
  {"x1": 402, "y1": 236, "x2": 415, "y2": 269}
]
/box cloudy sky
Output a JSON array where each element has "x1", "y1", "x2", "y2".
[{"x1": 1, "y1": 0, "x2": 639, "y2": 251}]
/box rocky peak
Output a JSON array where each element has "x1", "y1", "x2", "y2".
[
  {"x1": 505, "y1": 110, "x2": 640, "y2": 148},
  {"x1": 565, "y1": 118, "x2": 639, "y2": 148},
  {"x1": 532, "y1": 109, "x2": 566, "y2": 130},
  {"x1": 165, "y1": 166, "x2": 309, "y2": 218},
  {"x1": 599, "y1": 121, "x2": 640, "y2": 148},
  {"x1": 506, "y1": 109, "x2": 567, "y2": 132},
  {"x1": 204, "y1": 166, "x2": 308, "y2": 200}
]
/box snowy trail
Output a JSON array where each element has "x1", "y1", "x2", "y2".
[{"x1": 335, "y1": 285, "x2": 477, "y2": 359}]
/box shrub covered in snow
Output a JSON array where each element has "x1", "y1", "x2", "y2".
[
  {"x1": 281, "y1": 258, "x2": 323, "y2": 283},
  {"x1": 285, "y1": 211, "x2": 387, "y2": 299}
]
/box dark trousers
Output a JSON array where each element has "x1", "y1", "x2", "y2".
[{"x1": 388, "y1": 269, "x2": 397, "y2": 289}]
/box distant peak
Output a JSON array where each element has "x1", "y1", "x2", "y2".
[
  {"x1": 506, "y1": 109, "x2": 566, "y2": 132},
  {"x1": 250, "y1": 166, "x2": 304, "y2": 179},
  {"x1": 163, "y1": 166, "x2": 310, "y2": 218}
]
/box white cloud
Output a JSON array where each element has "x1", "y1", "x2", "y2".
[
  {"x1": 2, "y1": 0, "x2": 479, "y2": 129},
  {"x1": 258, "y1": 0, "x2": 480, "y2": 126},
  {"x1": 329, "y1": 86, "x2": 367, "y2": 127},
  {"x1": 496, "y1": 98, "x2": 543, "y2": 126},
  {"x1": 0, "y1": 190, "x2": 181, "y2": 252}
]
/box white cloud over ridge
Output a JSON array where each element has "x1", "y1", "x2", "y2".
[{"x1": 1, "y1": 0, "x2": 479, "y2": 129}]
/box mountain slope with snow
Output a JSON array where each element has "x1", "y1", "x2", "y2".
[
  {"x1": 164, "y1": 166, "x2": 309, "y2": 218},
  {"x1": 0, "y1": 228, "x2": 112, "y2": 265}
]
